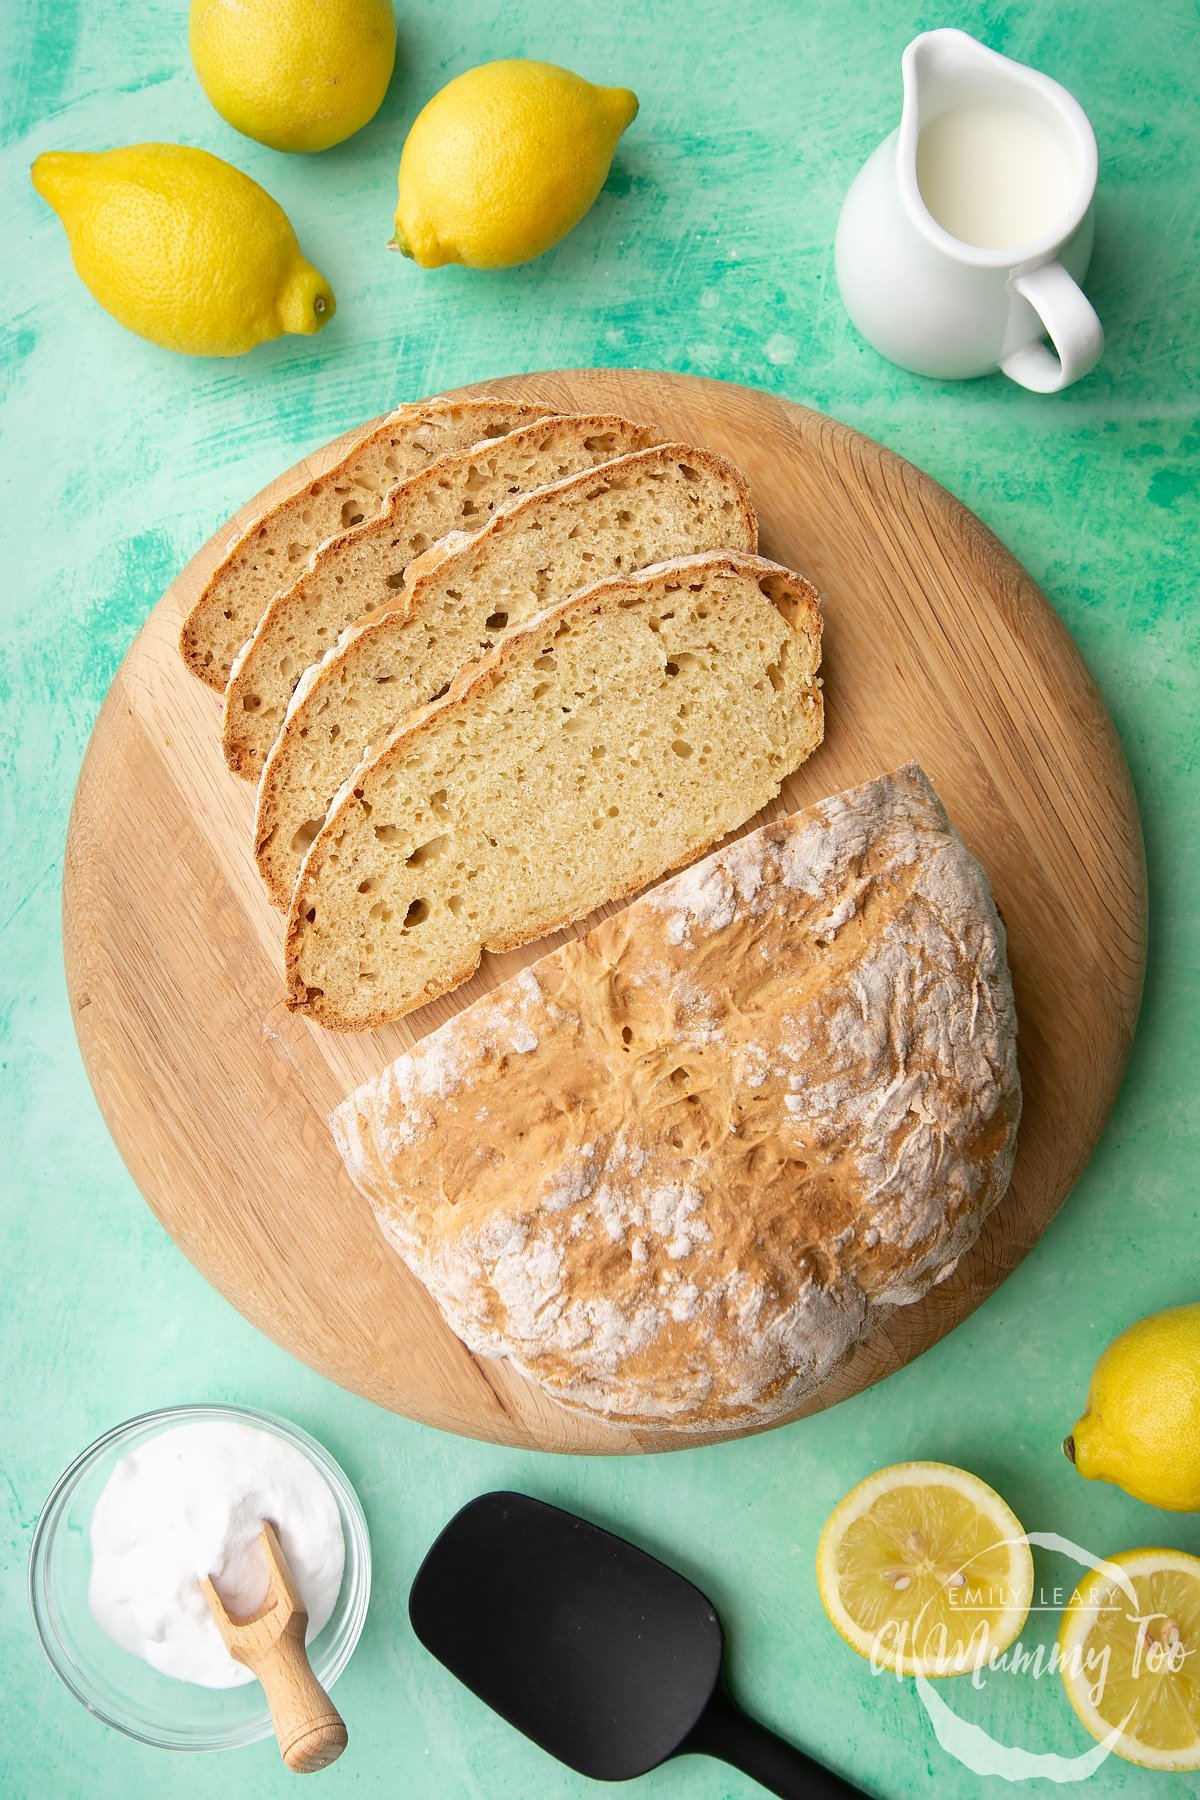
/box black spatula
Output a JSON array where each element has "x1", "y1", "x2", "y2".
[{"x1": 409, "y1": 1491, "x2": 864, "y2": 1797}]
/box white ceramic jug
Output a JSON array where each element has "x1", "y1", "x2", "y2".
[{"x1": 835, "y1": 29, "x2": 1104, "y2": 391}]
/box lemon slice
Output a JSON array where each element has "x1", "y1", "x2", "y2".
[
  {"x1": 816, "y1": 1461, "x2": 1033, "y2": 1676},
  {"x1": 1059, "y1": 1548, "x2": 1200, "y2": 1770}
]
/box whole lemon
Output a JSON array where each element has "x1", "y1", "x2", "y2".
[
  {"x1": 190, "y1": 0, "x2": 396, "y2": 153},
  {"x1": 1065, "y1": 1303, "x2": 1200, "y2": 1510},
  {"x1": 31, "y1": 144, "x2": 335, "y2": 357},
  {"x1": 394, "y1": 59, "x2": 637, "y2": 269}
]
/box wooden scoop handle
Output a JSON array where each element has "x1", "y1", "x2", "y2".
[
  {"x1": 254, "y1": 1611, "x2": 348, "y2": 1773},
  {"x1": 201, "y1": 1522, "x2": 347, "y2": 1774}
]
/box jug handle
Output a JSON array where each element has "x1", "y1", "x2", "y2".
[{"x1": 1000, "y1": 261, "x2": 1104, "y2": 394}]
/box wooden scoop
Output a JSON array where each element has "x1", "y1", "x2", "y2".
[{"x1": 201, "y1": 1521, "x2": 347, "y2": 1773}]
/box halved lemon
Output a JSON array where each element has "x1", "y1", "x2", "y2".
[
  {"x1": 816, "y1": 1461, "x2": 1034, "y2": 1676},
  {"x1": 1058, "y1": 1548, "x2": 1200, "y2": 1771}
]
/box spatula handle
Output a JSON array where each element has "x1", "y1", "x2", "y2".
[
  {"x1": 685, "y1": 1685, "x2": 864, "y2": 1798},
  {"x1": 255, "y1": 1615, "x2": 348, "y2": 1774}
]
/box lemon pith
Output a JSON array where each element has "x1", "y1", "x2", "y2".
[
  {"x1": 394, "y1": 59, "x2": 638, "y2": 269},
  {"x1": 816, "y1": 1461, "x2": 1034, "y2": 1677},
  {"x1": 31, "y1": 144, "x2": 335, "y2": 357},
  {"x1": 190, "y1": 0, "x2": 396, "y2": 153},
  {"x1": 1058, "y1": 1548, "x2": 1200, "y2": 1770},
  {"x1": 1067, "y1": 1303, "x2": 1200, "y2": 1512}
]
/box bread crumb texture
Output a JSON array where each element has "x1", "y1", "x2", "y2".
[
  {"x1": 223, "y1": 412, "x2": 664, "y2": 778},
  {"x1": 180, "y1": 396, "x2": 555, "y2": 688},
  {"x1": 331, "y1": 764, "x2": 1021, "y2": 1431},
  {"x1": 286, "y1": 551, "x2": 821, "y2": 1027},
  {"x1": 255, "y1": 440, "x2": 757, "y2": 906}
]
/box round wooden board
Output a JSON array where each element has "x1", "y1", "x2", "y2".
[{"x1": 63, "y1": 369, "x2": 1146, "y2": 1454}]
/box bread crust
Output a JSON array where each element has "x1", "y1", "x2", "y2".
[
  {"x1": 330, "y1": 764, "x2": 1021, "y2": 1431},
  {"x1": 284, "y1": 550, "x2": 821, "y2": 1029}
]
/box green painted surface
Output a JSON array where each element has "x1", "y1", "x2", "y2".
[{"x1": 2, "y1": 0, "x2": 1197, "y2": 1794}]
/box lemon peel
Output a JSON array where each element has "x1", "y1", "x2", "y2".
[
  {"x1": 1066, "y1": 1303, "x2": 1200, "y2": 1511},
  {"x1": 32, "y1": 144, "x2": 335, "y2": 358},
  {"x1": 394, "y1": 59, "x2": 637, "y2": 270},
  {"x1": 190, "y1": 0, "x2": 396, "y2": 153}
]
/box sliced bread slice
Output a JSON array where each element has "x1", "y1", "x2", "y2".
[
  {"x1": 222, "y1": 412, "x2": 663, "y2": 780},
  {"x1": 179, "y1": 395, "x2": 555, "y2": 690},
  {"x1": 284, "y1": 550, "x2": 823, "y2": 1029},
  {"x1": 256, "y1": 442, "x2": 757, "y2": 908}
]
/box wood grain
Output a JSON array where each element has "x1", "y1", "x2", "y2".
[{"x1": 61, "y1": 369, "x2": 1147, "y2": 1454}]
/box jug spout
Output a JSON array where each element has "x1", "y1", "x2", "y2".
[
  {"x1": 898, "y1": 29, "x2": 1098, "y2": 260},
  {"x1": 900, "y1": 28, "x2": 1005, "y2": 147}
]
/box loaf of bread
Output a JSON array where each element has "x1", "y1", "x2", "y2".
[
  {"x1": 179, "y1": 396, "x2": 555, "y2": 690},
  {"x1": 255, "y1": 442, "x2": 758, "y2": 908},
  {"x1": 286, "y1": 551, "x2": 821, "y2": 1028},
  {"x1": 331, "y1": 765, "x2": 1021, "y2": 1432},
  {"x1": 221, "y1": 412, "x2": 663, "y2": 780}
]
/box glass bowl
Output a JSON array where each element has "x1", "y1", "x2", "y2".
[{"x1": 28, "y1": 1403, "x2": 371, "y2": 1752}]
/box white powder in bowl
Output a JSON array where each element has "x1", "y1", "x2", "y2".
[{"x1": 88, "y1": 1420, "x2": 345, "y2": 1688}]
